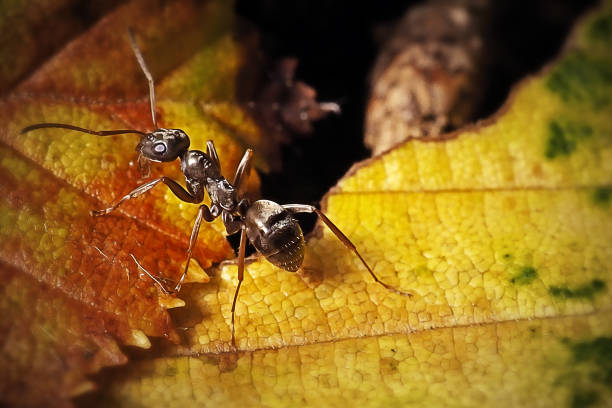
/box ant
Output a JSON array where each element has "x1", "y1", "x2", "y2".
[{"x1": 21, "y1": 29, "x2": 412, "y2": 347}]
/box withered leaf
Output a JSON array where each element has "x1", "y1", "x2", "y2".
[{"x1": 0, "y1": 0, "x2": 276, "y2": 406}]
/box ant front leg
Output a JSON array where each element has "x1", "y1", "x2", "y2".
[
  {"x1": 137, "y1": 153, "x2": 151, "y2": 178},
  {"x1": 91, "y1": 177, "x2": 202, "y2": 216},
  {"x1": 231, "y1": 225, "x2": 247, "y2": 348},
  {"x1": 174, "y1": 203, "x2": 219, "y2": 292},
  {"x1": 282, "y1": 204, "x2": 412, "y2": 297},
  {"x1": 233, "y1": 149, "x2": 254, "y2": 192},
  {"x1": 206, "y1": 140, "x2": 221, "y2": 169}
]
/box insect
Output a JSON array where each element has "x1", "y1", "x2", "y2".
[{"x1": 21, "y1": 29, "x2": 412, "y2": 347}]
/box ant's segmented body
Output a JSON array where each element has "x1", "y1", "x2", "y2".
[{"x1": 22, "y1": 29, "x2": 411, "y2": 347}]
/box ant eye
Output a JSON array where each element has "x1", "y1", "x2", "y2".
[{"x1": 154, "y1": 143, "x2": 166, "y2": 154}]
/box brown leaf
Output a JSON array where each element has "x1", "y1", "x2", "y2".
[
  {"x1": 0, "y1": 0, "x2": 275, "y2": 406},
  {"x1": 0, "y1": 0, "x2": 124, "y2": 94}
]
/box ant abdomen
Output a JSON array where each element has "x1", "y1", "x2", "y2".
[{"x1": 245, "y1": 200, "x2": 305, "y2": 272}]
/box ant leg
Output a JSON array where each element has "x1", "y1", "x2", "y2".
[
  {"x1": 282, "y1": 204, "x2": 412, "y2": 297},
  {"x1": 219, "y1": 254, "x2": 259, "y2": 268},
  {"x1": 91, "y1": 177, "x2": 202, "y2": 216},
  {"x1": 174, "y1": 204, "x2": 217, "y2": 292},
  {"x1": 231, "y1": 225, "x2": 247, "y2": 348},
  {"x1": 206, "y1": 140, "x2": 221, "y2": 169},
  {"x1": 233, "y1": 149, "x2": 254, "y2": 192},
  {"x1": 128, "y1": 28, "x2": 157, "y2": 129},
  {"x1": 221, "y1": 211, "x2": 258, "y2": 267},
  {"x1": 137, "y1": 153, "x2": 151, "y2": 178},
  {"x1": 222, "y1": 211, "x2": 242, "y2": 235}
]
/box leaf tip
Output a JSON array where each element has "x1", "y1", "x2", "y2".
[
  {"x1": 127, "y1": 329, "x2": 152, "y2": 349},
  {"x1": 159, "y1": 295, "x2": 186, "y2": 309},
  {"x1": 182, "y1": 258, "x2": 211, "y2": 285}
]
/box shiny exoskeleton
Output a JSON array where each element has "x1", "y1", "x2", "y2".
[
  {"x1": 245, "y1": 200, "x2": 304, "y2": 272},
  {"x1": 21, "y1": 29, "x2": 411, "y2": 348}
]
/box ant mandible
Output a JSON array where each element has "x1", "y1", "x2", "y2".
[{"x1": 21, "y1": 29, "x2": 412, "y2": 347}]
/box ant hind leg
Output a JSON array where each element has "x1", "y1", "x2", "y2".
[
  {"x1": 282, "y1": 204, "x2": 412, "y2": 297},
  {"x1": 219, "y1": 253, "x2": 260, "y2": 269},
  {"x1": 230, "y1": 226, "x2": 248, "y2": 348}
]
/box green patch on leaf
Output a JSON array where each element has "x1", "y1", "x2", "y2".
[
  {"x1": 558, "y1": 336, "x2": 612, "y2": 408},
  {"x1": 570, "y1": 337, "x2": 612, "y2": 374},
  {"x1": 164, "y1": 366, "x2": 178, "y2": 377},
  {"x1": 569, "y1": 337, "x2": 612, "y2": 407},
  {"x1": 546, "y1": 51, "x2": 612, "y2": 110},
  {"x1": 546, "y1": 120, "x2": 593, "y2": 159},
  {"x1": 571, "y1": 389, "x2": 600, "y2": 408},
  {"x1": 546, "y1": 123, "x2": 574, "y2": 158},
  {"x1": 592, "y1": 187, "x2": 612, "y2": 206},
  {"x1": 588, "y1": 9, "x2": 612, "y2": 45},
  {"x1": 549, "y1": 279, "x2": 606, "y2": 300},
  {"x1": 510, "y1": 266, "x2": 538, "y2": 285}
]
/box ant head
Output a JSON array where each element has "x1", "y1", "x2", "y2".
[{"x1": 137, "y1": 128, "x2": 190, "y2": 162}]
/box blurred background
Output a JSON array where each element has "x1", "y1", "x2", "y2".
[{"x1": 236, "y1": 0, "x2": 596, "y2": 229}]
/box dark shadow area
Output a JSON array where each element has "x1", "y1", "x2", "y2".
[{"x1": 236, "y1": 0, "x2": 596, "y2": 235}]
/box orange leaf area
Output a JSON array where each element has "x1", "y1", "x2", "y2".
[
  {"x1": 0, "y1": 264, "x2": 127, "y2": 408},
  {"x1": 0, "y1": 144, "x2": 192, "y2": 405},
  {"x1": 0, "y1": 145, "x2": 188, "y2": 341},
  {"x1": 0, "y1": 1, "x2": 125, "y2": 93},
  {"x1": 1, "y1": 0, "x2": 262, "y2": 257},
  {"x1": 0, "y1": 0, "x2": 273, "y2": 406},
  {"x1": 94, "y1": 3, "x2": 612, "y2": 407}
]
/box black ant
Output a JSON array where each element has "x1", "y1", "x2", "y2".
[{"x1": 21, "y1": 29, "x2": 412, "y2": 347}]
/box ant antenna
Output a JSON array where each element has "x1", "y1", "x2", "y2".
[
  {"x1": 128, "y1": 27, "x2": 157, "y2": 129},
  {"x1": 21, "y1": 29, "x2": 158, "y2": 138},
  {"x1": 20, "y1": 123, "x2": 146, "y2": 136},
  {"x1": 21, "y1": 30, "x2": 158, "y2": 138}
]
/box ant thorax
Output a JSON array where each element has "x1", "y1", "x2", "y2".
[
  {"x1": 180, "y1": 150, "x2": 221, "y2": 180},
  {"x1": 178, "y1": 149, "x2": 237, "y2": 211},
  {"x1": 206, "y1": 178, "x2": 237, "y2": 212}
]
